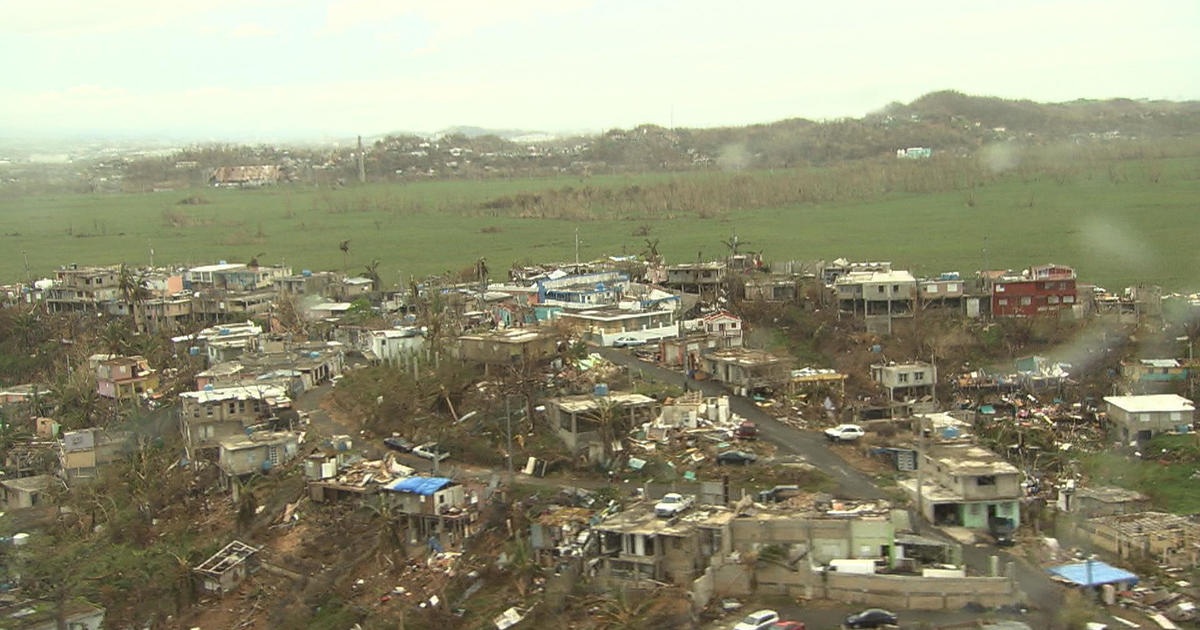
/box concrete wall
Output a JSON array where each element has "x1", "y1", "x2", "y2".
[{"x1": 755, "y1": 564, "x2": 1017, "y2": 610}]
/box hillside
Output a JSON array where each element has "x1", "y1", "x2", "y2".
[{"x1": 3, "y1": 91, "x2": 1198, "y2": 195}]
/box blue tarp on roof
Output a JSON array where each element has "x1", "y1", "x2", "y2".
[
  {"x1": 383, "y1": 476, "x2": 452, "y2": 496},
  {"x1": 1046, "y1": 561, "x2": 1138, "y2": 587}
]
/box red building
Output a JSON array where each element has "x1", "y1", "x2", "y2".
[{"x1": 991, "y1": 264, "x2": 1077, "y2": 317}]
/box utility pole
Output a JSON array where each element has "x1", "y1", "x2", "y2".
[
  {"x1": 574, "y1": 227, "x2": 580, "y2": 266},
  {"x1": 21, "y1": 250, "x2": 30, "y2": 283},
  {"x1": 357, "y1": 135, "x2": 366, "y2": 184},
  {"x1": 505, "y1": 396, "x2": 514, "y2": 482}
]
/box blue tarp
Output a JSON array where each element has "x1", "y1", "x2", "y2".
[
  {"x1": 383, "y1": 476, "x2": 452, "y2": 496},
  {"x1": 1046, "y1": 561, "x2": 1138, "y2": 587}
]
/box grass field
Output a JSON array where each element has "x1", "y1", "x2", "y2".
[{"x1": 1, "y1": 157, "x2": 1197, "y2": 291}]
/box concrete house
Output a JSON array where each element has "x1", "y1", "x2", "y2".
[
  {"x1": 1103, "y1": 394, "x2": 1195, "y2": 441},
  {"x1": 901, "y1": 443, "x2": 1021, "y2": 530},
  {"x1": 592, "y1": 500, "x2": 735, "y2": 588},
  {"x1": 194, "y1": 540, "x2": 261, "y2": 594},
  {"x1": 554, "y1": 307, "x2": 677, "y2": 346},
  {"x1": 991, "y1": 264, "x2": 1077, "y2": 318},
  {"x1": 365, "y1": 327, "x2": 426, "y2": 365},
  {"x1": 700, "y1": 348, "x2": 791, "y2": 396},
  {"x1": 664, "y1": 262, "x2": 726, "y2": 294},
  {"x1": 1074, "y1": 511, "x2": 1200, "y2": 569},
  {"x1": 59, "y1": 428, "x2": 132, "y2": 483},
  {"x1": 545, "y1": 392, "x2": 658, "y2": 463},
  {"x1": 45, "y1": 265, "x2": 120, "y2": 313},
  {"x1": 381, "y1": 476, "x2": 476, "y2": 550},
  {"x1": 218, "y1": 431, "x2": 301, "y2": 477},
  {"x1": 179, "y1": 385, "x2": 290, "y2": 457},
  {"x1": 1121, "y1": 359, "x2": 1189, "y2": 394},
  {"x1": 0, "y1": 474, "x2": 53, "y2": 510},
  {"x1": 94, "y1": 355, "x2": 158, "y2": 401},
  {"x1": 700, "y1": 311, "x2": 744, "y2": 348},
  {"x1": 836, "y1": 270, "x2": 917, "y2": 334},
  {"x1": 1056, "y1": 483, "x2": 1150, "y2": 518},
  {"x1": 872, "y1": 362, "x2": 936, "y2": 409},
  {"x1": 455, "y1": 328, "x2": 560, "y2": 368}
]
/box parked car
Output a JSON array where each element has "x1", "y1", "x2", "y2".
[
  {"x1": 732, "y1": 609, "x2": 780, "y2": 630},
  {"x1": 654, "y1": 492, "x2": 695, "y2": 518},
  {"x1": 988, "y1": 516, "x2": 1016, "y2": 546},
  {"x1": 757, "y1": 484, "x2": 802, "y2": 504},
  {"x1": 716, "y1": 450, "x2": 757, "y2": 465},
  {"x1": 412, "y1": 442, "x2": 450, "y2": 462},
  {"x1": 734, "y1": 420, "x2": 758, "y2": 439},
  {"x1": 383, "y1": 436, "x2": 414, "y2": 452},
  {"x1": 612, "y1": 335, "x2": 646, "y2": 348},
  {"x1": 844, "y1": 608, "x2": 897, "y2": 628},
  {"x1": 770, "y1": 622, "x2": 806, "y2": 630},
  {"x1": 824, "y1": 423, "x2": 866, "y2": 442}
]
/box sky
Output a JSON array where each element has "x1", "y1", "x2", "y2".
[{"x1": 2, "y1": 0, "x2": 1198, "y2": 141}]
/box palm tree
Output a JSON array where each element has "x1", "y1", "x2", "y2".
[
  {"x1": 117, "y1": 264, "x2": 151, "y2": 333},
  {"x1": 338, "y1": 240, "x2": 351, "y2": 274},
  {"x1": 362, "y1": 259, "x2": 382, "y2": 290}
]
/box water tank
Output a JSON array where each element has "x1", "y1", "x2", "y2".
[
  {"x1": 218, "y1": 328, "x2": 230, "y2": 335},
  {"x1": 188, "y1": 346, "x2": 200, "y2": 356},
  {"x1": 594, "y1": 383, "x2": 609, "y2": 397},
  {"x1": 309, "y1": 351, "x2": 320, "y2": 358},
  {"x1": 219, "y1": 260, "x2": 227, "y2": 265},
  {"x1": 301, "y1": 270, "x2": 312, "y2": 277},
  {"x1": 203, "y1": 384, "x2": 214, "y2": 391}
]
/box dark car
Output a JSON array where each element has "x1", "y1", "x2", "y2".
[
  {"x1": 716, "y1": 450, "x2": 758, "y2": 465},
  {"x1": 383, "y1": 436, "x2": 414, "y2": 452},
  {"x1": 734, "y1": 421, "x2": 758, "y2": 439},
  {"x1": 844, "y1": 608, "x2": 897, "y2": 628}
]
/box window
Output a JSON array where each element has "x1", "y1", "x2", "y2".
[
  {"x1": 878, "y1": 286, "x2": 885, "y2": 294},
  {"x1": 947, "y1": 283, "x2": 958, "y2": 292},
  {"x1": 898, "y1": 373, "x2": 909, "y2": 383},
  {"x1": 996, "y1": 285, "x2": 1006, "y2": 293},
  {"x1": 977, "y1": 475, "x2": 996, "y2": 486},
  {"x1": 914, "y1": 372, "x2": 924, "y2": 382},
  {"x1": 238, "y1": 400, "x2": 245, "y2": 412},
  {"x1": 998, "y1": 298, "x2": 1009, "y2": 306},
  {"x1": 1171, "y1": 412, "x2": 1182, "y2": 422},
  {"x1": 206, "y1": 405, "x2": 213, "y2": 417},
  {"x1": 1047, "y1": 295, "x2": 1059, "y2": 304},
  {"x1": 892, "y1": 284, "x2": 900, "y2": 293},
  {"x1": 1020, "y1": 297, "x2": 1032, "y2": 306},
  {"x1": 228, "y1": 402, "x2": 236, "y2": 414},
  {"x1": 1063, "y1": 295, "x2": 1075, "y2": 304}
]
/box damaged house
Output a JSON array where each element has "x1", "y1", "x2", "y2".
[
  {"x1": 218, "y1": 431, "x2": 302, "y2": 478},
  {"x1": 381, "y1": 476, "x2": 477, "y2": 550},
  {"x1": 179, "y1": 384, "x2": 290, "y2": 459},
  {"x1": 700, "y1": 348, "x2": 791, "y2": 397},
  {"x1": 544, "y1": 392, "x2": 658, "y2": 463},
  {"x1": 901, "y1": 443, "x2": 1021, "y2": 531},
  {"x1": 871, "y1": 362, "x2": 936, "y2": 412}
]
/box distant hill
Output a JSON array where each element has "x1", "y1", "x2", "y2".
[{"x1": 9, "y1": 91, "x2": 1200, "y2": 193}]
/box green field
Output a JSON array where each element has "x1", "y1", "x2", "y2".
[{"x1": 1, "y1": 157, "x2": 1198, "y2": 291}]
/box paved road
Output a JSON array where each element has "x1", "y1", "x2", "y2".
[
  {"x1": 598, "y1": 347, "x2": 1064, "y2": 619},
  {"x1": 597, "y1": 347, "x2": 883, "y2": 499}
]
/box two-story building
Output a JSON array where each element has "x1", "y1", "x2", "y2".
[
  {"x1": 59, "y1": 428, "x2": 132, "y2": 483},
  {"x1": 381, "y1": 476, "x2": 476, "y2": 550},
  {"x1": 901, "y1": 443, "x2": 1021, "y2": 530},
  {"x1": 700, "y1": 311, "x2": 744, "y2": 348},
  {"x1": 1103, "y1": 394, "x2": 1195, "y2": 441},
  {"x1": 94, "y1": 355, "x2": 158, "y2": 401},
  {"x1": 536, "y1": 271, "x2": 628, "y2": 308},
  {"x1": 179, "y1": 385, "x2": 290, "y2": 458},
  {"x1": 991, "y1": 264, "x2": 1077, "y2": 318},
  {"x1": 871, "y1": 362, "x2": 936, "y2": 410},
  {"x1": 836, "y1": 270, "x2": 917, "y2": 333},
  {"x1": 45, "y1": 265, "x2": 120, "y2": 313},
  {"x1": 664, "y1": 262, "x2": 726, "y2": 295}
]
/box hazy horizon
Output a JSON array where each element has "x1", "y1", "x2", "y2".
[{"x1": 3, "y1": 0, "x2": 1199, "y2": 142}]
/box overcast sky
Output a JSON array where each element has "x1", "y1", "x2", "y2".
[{"x1": 2, "y1": 0, "x2": 1197, "y2": 140}]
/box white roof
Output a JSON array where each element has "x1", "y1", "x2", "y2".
[
  {"x1": 1104, "y1": 394, "x2": 1194, "y2": 413},
  {"x1": 836, "y1": 270, "x2": 916, "y2": 285},
  {"x1": 181, "y1": 384, "x2": 288, "y2": 404},
  {"x1": 189, "y1": 263, "x2": 246, "y2": 273},
  {"x1": 1139, "y1": 359, "x2": 1180, "y2": 368}
]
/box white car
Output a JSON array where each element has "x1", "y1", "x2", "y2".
[
  {"x1": 654, "y1": 493, "x2": 695, "y2": 518},
  {"x1": 732, "y1": 609, "x2": 780, "y2": 630},
  {"x1": 824, "y1": 424, "x2": 866, "y2": 442},
  {"x1": 412, "y1": 442, "x2": 450, "y2": 462},
  {"x1": 612, "y1": 335, "x2": 646, "y2": 348}
]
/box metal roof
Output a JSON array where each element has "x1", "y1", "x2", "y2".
[{"x1": 1104, "y1": 394, "x2": 1194, "y2": 414}]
